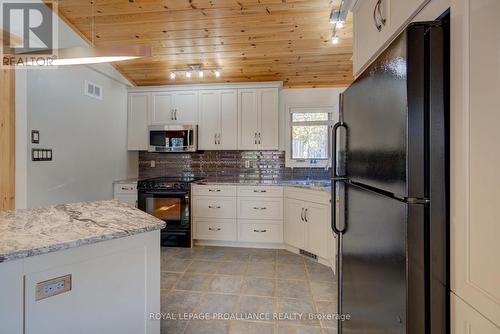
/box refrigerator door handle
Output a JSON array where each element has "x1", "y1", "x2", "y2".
[{"x1": 332, "y1": 120, "x2": 348, "y2": 235}]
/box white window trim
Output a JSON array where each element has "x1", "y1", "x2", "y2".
[{"x1": 285, "y1": 105, "x2": 336, "y2": 168}]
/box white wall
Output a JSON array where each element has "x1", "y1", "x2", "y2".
[{"x1": 15, "y1": 3, "x2": 137, "y2": 209}]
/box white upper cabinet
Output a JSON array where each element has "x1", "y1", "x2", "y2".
[
  {"x1": 198, "y1": 90, "x2": 238, "y2": 150},
  {"x1": 452, "y1": 0, "x2": 500, "y2": 328},
  {"x1": 259, "y1": 89, "x2": 279, "y2": 150},
  {"x1": 150, "y1": 91, "x2": 198, "y2": 125},
  {"x1": 174, "y1": 91, "x2": 198, "y2": 124},
  {"x1": 352, "y1": 0, "x2": 429, "y2": 76},
  {"x1": 150, "y1": 92, "x2": 174, "y2": 124},
  {"x1": 198, "y1": 91, "x2": 221, "y2": 150},
  {"x1": 219, "y1": 90, "x2": 238, "y2": 149},
  {"x1": 238, "y1": 88, "x2": 279, "y2": 150},
  {"x1": 127, "y1": 83, "x2": 280, "y2": 151},
  {"x1": 238, "y1": 89, "x2": 260, "y2": 150},
  {"x1": 127, "y1": 92, "x2": 149, "y2": 151}
]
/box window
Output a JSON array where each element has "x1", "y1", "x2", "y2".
[{"x1": 286, "y1": 107, "x2": 335, "y2": 168}]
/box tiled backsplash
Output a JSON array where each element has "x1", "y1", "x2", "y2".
[{"x1": 139, "y1": 151, "x2": 330, "y2": 181}]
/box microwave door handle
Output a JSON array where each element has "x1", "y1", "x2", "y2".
[{"x1": 187, "y1": 129, "x2": 191, "y2": 147}]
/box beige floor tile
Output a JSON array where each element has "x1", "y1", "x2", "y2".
[
  {"x1": 242, "y1": 277, "x2": 276, "y2": 297},
  {"x1": 209, "y1": 276, "x2": 244, "y2": 294}
]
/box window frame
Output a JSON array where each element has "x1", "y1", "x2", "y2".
[{"x1": 285, "y1": 106, "x2": 336, "y2": 168}]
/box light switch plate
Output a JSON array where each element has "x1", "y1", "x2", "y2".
[{"x1": 36, "y1": 274, "x2": 72, "y2": 301}]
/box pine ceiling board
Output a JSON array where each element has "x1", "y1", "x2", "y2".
[{"x1": 53, "y1": 0, "x2": 354, "y2": 87}]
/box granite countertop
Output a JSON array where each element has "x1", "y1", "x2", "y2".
[
  {"x1": 0, "y1": 200, "x2": 165, "y2": 263},
  {"x1": 195, "y1": 179, "x2": 331, "y2": 193}
]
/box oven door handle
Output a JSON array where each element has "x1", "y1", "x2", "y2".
[{"x1": 140, "y1": 191, "x2": 188, "y2": 196}]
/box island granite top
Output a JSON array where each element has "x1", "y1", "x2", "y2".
[{"x1": 0, "y1": 200, "x2": 165, "y2": 263}]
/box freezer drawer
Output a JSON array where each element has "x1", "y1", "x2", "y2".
[{"x1": 336, "y1": 181, "x2": 426, "y2": 334}]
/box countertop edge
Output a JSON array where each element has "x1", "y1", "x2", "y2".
[{"x1": 0, "y1": 222, "x2": 165, "y2": 264}]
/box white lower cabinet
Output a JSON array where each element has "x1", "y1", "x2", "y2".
[
  {"x1": 452, "y1": 293, "x2": 500, "y2": 334},
  {"x1": 284, "y1": 198, "x2": 306, "y2": 250},
  {"x1": 304, "y1": 201, "x2": 330, "y2": 259},
  {"x1": 193, "y1": 184, "x2": 284, "y2": 244},
  {"x1": 192, "y1": 197, "x2": 236, "y2": 219},
  {"x1": 192, "y1": 184, "x2": 330, "y2": 256},
  {"x1": 284, "y1": 188, "x2": 331, "y2": 260},
  {"x1": 239, "y1": 221, "x2": 283, "y2": 243},
  {"x1": 194, "y1": 219, "x2": 237, "y2": 241},
  {"x1": 238, "y1": 197, "x2": 283, "y2": 220}
]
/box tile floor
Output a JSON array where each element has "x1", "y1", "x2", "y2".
[{"x1": 160, "y1": 246, "x2": 338, "y2": 334}]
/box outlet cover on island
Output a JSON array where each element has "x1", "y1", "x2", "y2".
[
  {"x1": 150, "y1": 160, "x2": 156, "y2": 168},
  {"x1": 245, "y1": 160, "x2": 250, "y2": 168}
]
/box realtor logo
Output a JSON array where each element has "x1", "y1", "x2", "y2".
[{"x1": 1, "y1": 1, "x2": 57, "y2": 67}]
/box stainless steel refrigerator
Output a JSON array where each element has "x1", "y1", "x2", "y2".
[{"x1": 331, "y1": 19, "x2": 449, "y2": 334}]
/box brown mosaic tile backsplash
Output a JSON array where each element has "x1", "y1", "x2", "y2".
[{"x1": 138, "y1": 151, "x2": 330, "y2": 182}]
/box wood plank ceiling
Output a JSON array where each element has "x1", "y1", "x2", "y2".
[{"x1": 54, "y1": 0, "x2": 354, "y2": 87}]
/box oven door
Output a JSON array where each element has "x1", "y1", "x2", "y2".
[{"x1": 138, "y1": 190, "x2": 191, "y2": 247}]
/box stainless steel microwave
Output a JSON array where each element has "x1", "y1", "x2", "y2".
[{"x1": 148, "y1": 125, "x2": 198, "y2": 152}]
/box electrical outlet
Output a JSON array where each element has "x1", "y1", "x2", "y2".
[
  {"x1": 244, "y1": 160, "x2": 250, "y2": 168},
  {"x1": 36, "y1": 274, "x2": 72, "y2": 301},
  {"x1": 150, "y1": 160, "x2": 156, "y2": 168}
]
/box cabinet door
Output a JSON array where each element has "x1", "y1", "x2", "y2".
[
  {"x1": 452, "y1": 294, "x2": 500, "y2": 334},
  {"x1": 352, "y1": 0, "x2": 388, "y2": 75},
  {"x1": 259, "y1": 88, "x2": 279, "y2": 150},
  {"x1": 219, "y1": 90, "x2": 238, "y2": 150},
  {"x1": 198, "y1": 91, "x2": 221, "y2": 150},
  {"x1": 304, "y1": 202, "x2": 330, "y2": 260},
  {"x1": 127, "y1": 93, "x2": 149, "y2": 150},
  {"x1": 389, "y1": 0, "x2": 429, "y2": 37},
  {"x1": 452, "y1": 0, "x2": 500, "y2": 327},
  {"x1": 174, "y1": 91, "x2": 198, "y2": 124},
  {"x1": 238, "y1": 89, "x2": 260, "y2": 150},
  {"x1": 284, "y1": 198, "x2": 305, "y2": 249},
  {"x1": 151, "y1": 92, "x2": 174, "y2": 124}
]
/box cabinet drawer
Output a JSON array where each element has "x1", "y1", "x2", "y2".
[
  {"x1": 113, "y1": 183, "x2": 137, "y2": 195},
  {"x1": 239, "y1": 221, "x2": 283, "y2": 243},
  {"x1": 192, "y1": 184, "x2": 237, "y2": 197},
  {"x1": 238, "y1": 197, "x2": 283, "y2": 220},
  {"x1": 194, "y1": 219, "x2": 237, "y2": 241},
  {"x1": 193, "y1": 197, "x2": 236, "y2": 219},
  {"x1": 237, "y1": 186, "x2": 283, "y2": 197}
]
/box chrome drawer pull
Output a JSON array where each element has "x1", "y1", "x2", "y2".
[
  {"x1": 208, "y1": 189, "x2": 221, "y2": 192},
  {"x1": 208, "y1": 205, "x2": 221, "y2": 209},
  {"x1": 208, "y1": 227, "x2": 221, "y2": 232},
  {"x1": 253, "y1": 229, "x2": 267, "y2": 233},
  {"x1": 253, "y1": 190, "x2": 267, "y2": 193},
  {"x1": 253, "y1": 207, "x2": 267, "y2": 210}
]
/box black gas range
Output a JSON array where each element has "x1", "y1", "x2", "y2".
[{"x1": 137, "y1": 177, "x2": 204, "y2": 247}]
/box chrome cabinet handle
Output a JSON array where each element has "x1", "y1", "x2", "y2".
[
  {"x1": 253, "y1": 229, "x2": 267, "y2": 233},
  {"x1": 300, "y1": 208, "x2": 305, "y2": 222},
  {"x1": 171, "y1": 109, "x2": 174, "y2": 120},
  {"x1": 253, "y1": 190, "x2": 267, "y2": 193},
  {"x1": 253, "y1": 207, "x2": 267, "y2": 210},
  {"x1": 214, "y1": 133, "x2": 217, "y2": 145},
  {"x1": 208, "y1": 189, "x2": 221, "y2": 192},
  {"x1": 217, "y1": 133, "x2": 221, "y2": 145},
  {"x1": 258, "y1": 132, "x2": 261, "y2": 144},
  {"x1": 304, "y1": 208, "x2": 309, "y2": 222},
  {"x1": 174, "y1": 109, "x2": 178, "y2": 120},
  {"x1": 373, "y1": 0, "x2": 386, "y2": 32},
  {"x1": 208, "y1": 227, "x2": 221, "y2": 231},
  {"x1": 254, "y1": 132, "x2": 257, "y2": 144},
  {"x1": 208, "y1": 205, "x2": 221, "y2": 209}
]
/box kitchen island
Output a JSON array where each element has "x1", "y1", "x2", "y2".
[{"x1": 0, "y1": 200, "x2": 165, "y2": 334}]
